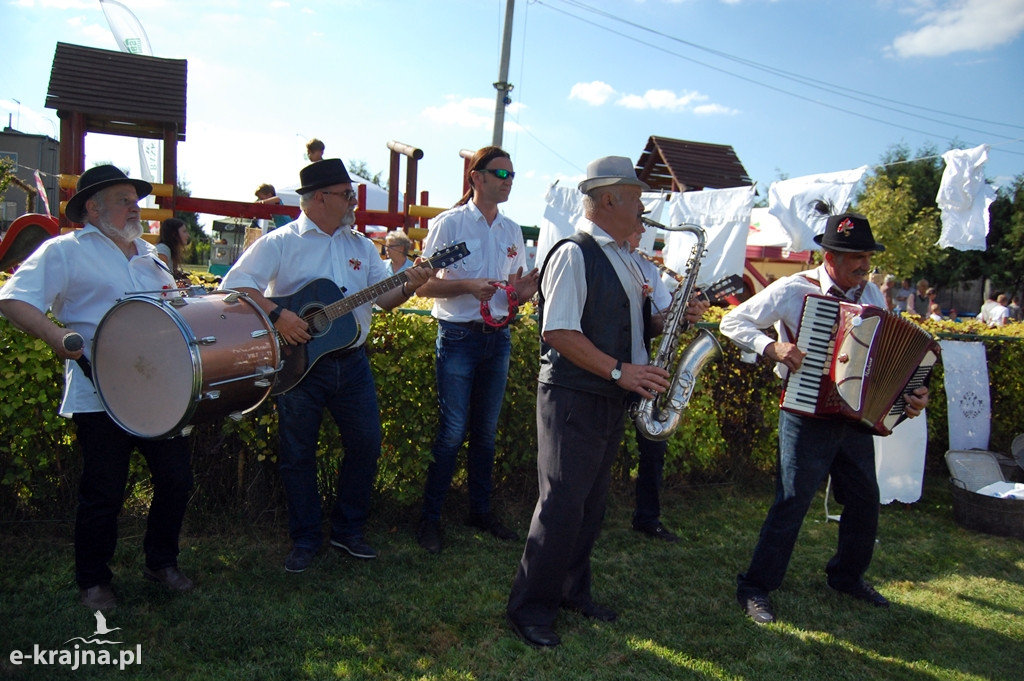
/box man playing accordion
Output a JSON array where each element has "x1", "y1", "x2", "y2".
[{"x1": 719, "y1": 212, "x2": 929, "y2": 625}]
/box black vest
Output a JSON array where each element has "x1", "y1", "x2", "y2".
[{"x1": 537, "y1": 232, "x2": 631, "y2": 398}]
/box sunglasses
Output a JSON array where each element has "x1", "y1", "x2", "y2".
[{"x1": 477, "y1": 168, "x2": 515, "y2": 180}]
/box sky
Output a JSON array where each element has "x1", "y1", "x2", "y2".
[{"x1": 2, "y1": 0, "x2": 1023, "y2": 231}]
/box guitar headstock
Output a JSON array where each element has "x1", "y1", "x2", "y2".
[{"x1": 427, "y1": 242, "x2": 471, "y2": 269}]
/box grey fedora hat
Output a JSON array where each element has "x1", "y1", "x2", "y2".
[{"x1": 578, "y1": 156, "x2": 651, "y2": 194}]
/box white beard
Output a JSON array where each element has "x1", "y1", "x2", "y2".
[
  {"x1": 97, "y1": 216, "x2": 144, "y2": 243},
  {"x1": 340, "y1": 210, "x2": 356, "y2": 227}
]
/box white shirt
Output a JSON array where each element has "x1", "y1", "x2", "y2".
[
  {"x1": 719, "y1": 264, "x2": 885, "y2": 379},
  {"x1": 540, "y1": 220, "x2": 649, "y2": 365},
  {"x1": 421, "y1": 201, "x2": 527, "y2": 322},
  {"x1": 0, "y1": 224, "x2": 176, "y2": 415},
  {"x1": 222, "y1": 213, "x2": 389, "y2": 348},
  {"x1": 988, "y1": 303, "x2": 1009, "y2": 328}
]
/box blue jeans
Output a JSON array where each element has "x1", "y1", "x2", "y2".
[
  {"x1": 275, "y1": 348, "x2": 381, "y2": 550},
  {"x1": 737, "y1": 410, "x2": 879, "y2": 597},
  {"x1": 420, "y1": 321, "x2": 511, "y2": 521},
  {"x1": 72, "y1": 412, "x2": 192, "y2": 589}
]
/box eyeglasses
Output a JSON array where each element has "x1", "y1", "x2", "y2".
[
  {"x1": 477, "y1": 168, "x2": 515, "y2": 180},
  {"x1": 320, "y1": 189, "x2": 358, "y2": 202}
]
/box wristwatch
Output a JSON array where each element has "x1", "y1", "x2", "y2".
[{"x1": 610, "y1": 360, "x2": 622, "y2": 383}]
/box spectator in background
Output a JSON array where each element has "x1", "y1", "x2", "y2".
[
  {"x1": 382, "y1": 230, "x2": 414, "y2": 275},
  {"x1": 928, "y1": 303, "x2": 944, "y2": 322},
  {"x1": 979, "y1": 292, "x2": 998, "y2": 325},
  {"x1": 988, "y1": 294, "x2": 1010, "y2": 328},
  {"x1": 879, "y1": 274, "x2": 897, "y2": 312},
  {"x1": 893, "y1": 278, "x2": 911, "y2": 313},
  {"x1": 306, "y1": 139, "x2": 325, "y2": 162},
  {"x1": 255, "y1": 183, "x2": 291, "y2": 232},
  {"x1": 1008, "y1": 295, "x2": 1022, "y2": 322},
  {"x1": 908, "y1": 279, "x2": 930, "y2": 318},
  {"x1": 157, "y1": 217, "x2": 191, "y2": 278},
  {"x1": 949, "y1": 308, "x2": 959, "y2": 322}
]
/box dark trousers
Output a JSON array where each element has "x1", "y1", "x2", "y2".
[
  {"x1": 72, "y1": 411, "x2": 193, "y2": 589},
  {"x1": 633, "y1": 428, "x2": 667, "y2": 529},
  {"x1": 737, "y1": 410, "x2": 879, "y2": 597},
  {"x1": 507, "y1": 383, "x2": 625, "y2": 627}
]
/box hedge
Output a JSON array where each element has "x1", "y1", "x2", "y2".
[{"x1": 1, "y1": 282, "x2": 1021, "y2": 520}]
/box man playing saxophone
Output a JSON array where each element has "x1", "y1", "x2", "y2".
[{"x1": 505, "y1": 157, "x2": 706, "y2": 647}]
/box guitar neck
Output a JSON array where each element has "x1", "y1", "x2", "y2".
[{"x1": 322, "y1": 270, "x2": 410, "y2": 321}]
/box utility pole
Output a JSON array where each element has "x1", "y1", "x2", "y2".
[{"x1": 491, "y1": 0, "x2": 515, "y2": 148}]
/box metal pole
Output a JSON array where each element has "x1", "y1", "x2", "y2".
[{"x1": 491, "y1": 0, "x2": 515, "y2": 148}]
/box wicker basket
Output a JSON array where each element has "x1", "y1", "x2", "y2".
[{"x1": 949, "y1": 480, "x2": 1024, "y2": 539}]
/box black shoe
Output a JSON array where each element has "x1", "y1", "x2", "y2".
[
  {"x1": 827, "y1": 579, "x2": 890, "y2": 607},
  {"x1": 143, "y1": 566, "x2": 194, "y2": 592},
  {"x1": 738, "y1": 592, "x2": 776, "y2": 624},
  {"x1": 563, "y1": 600, "x2": 618, "y2": 622},
  {"x1": 416, "y1": 519, "x2": 443, "y2": 554},
  {"x1": 507, "y1": 615, "x2": 561, "y2": 647},
  {"x1": 330, "y1": 536, "x2": 377, "y2": 560},
  {"x1": 284, "y1": 547, "x2": 316, "y2": 573},
  {"x1": 633, "y1": 522, "x2": 682, "y2": 543},
  {"x1": 465, "y1": 512, "x2": 519, "y2": 541}
]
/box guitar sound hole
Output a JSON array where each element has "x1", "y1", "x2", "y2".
[{"x1": 308, "y1": 308, "x2": 331, "y2": 336}]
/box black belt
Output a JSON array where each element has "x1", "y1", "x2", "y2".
[
  {"x1": 444, "y1": 320, "x2": 503, "y2": 334},
  {"x1": 325, "y1": 345, "x2": 364, "y2": 360}
]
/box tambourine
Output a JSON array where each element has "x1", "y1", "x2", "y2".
[{"x1": 480, "y1": 280, "x2": 519, "y2": 328}]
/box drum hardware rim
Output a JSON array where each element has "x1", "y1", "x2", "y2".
[
  {"x1": 251, "y1": 329, "x2": 269, "y2": 338},
  {"x1": 208, "y1": 365, "x2": 277, "y2": 387},
  {"x1": 195, "y1": 336, "x2": 218, "y2": 345}
]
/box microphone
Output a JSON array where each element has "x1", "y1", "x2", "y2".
[{"x1": 62, "y1": 332, "x2": 92, "y2": 380}]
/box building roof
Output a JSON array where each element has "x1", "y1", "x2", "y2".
[
  {"x1": 45, "y1": 42, "x2": 187, "y2": 140},
  {"x1": 636, "y1": 136, "x2": 752, "y2": 192}
]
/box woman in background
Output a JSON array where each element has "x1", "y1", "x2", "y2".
[{"x1": 157, "y1": 217, "x2": 191, "y2": 278}]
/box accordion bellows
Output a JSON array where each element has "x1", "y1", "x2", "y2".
[{"x1": 782, "y1": 295, "x2": 941, "y2": 436}]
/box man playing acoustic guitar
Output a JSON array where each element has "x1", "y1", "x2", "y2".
[{"x1": 223, "y1": 159, "x2": 432, "y2": 573}]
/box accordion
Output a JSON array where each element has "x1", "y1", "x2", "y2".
[{"x1": 781, "y1": 294, "x2": 941, "y2": 436}]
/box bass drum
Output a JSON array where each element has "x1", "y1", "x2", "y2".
[{"x1": 91, "y1": 290, "x2": 280, "y2": 439}]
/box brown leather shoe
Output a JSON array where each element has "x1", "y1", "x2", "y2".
[
  {"x1": 143, "y1": 566, "x2": 194, "y2": 592},
  {"x1": 80, "y1": 584, "x2": 117, "y2": 611}
]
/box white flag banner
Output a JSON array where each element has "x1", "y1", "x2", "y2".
[
  {"x1": 536, "y1": 186, "x2": 669, "y2": 267},
  {"x1": 940, "y1": 340, "x2": 990, "y2": 451},
  {"x1": 664, "y1": 185, "x2": 755, "y2": 287},
  {"x1": 936, "y1": 145, "x2": 996, "y2": 251},
  {"x1": 767, "y1": 166, "x2": 869, "y2": 252},
  {"x1": 99, "y1": 0, "x2": 162, "y2": 195},
  {"x1": 747, "y1": 206, "x2": 790, "y2": 248}
]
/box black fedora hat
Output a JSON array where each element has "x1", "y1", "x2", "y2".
[
  {"x1": 813, "y1": 213, "x2": 885, "y2": 253},
  {"x1": 65, "y1": 165, "x2": 152, "y2": 223},
  {"x1": 296, "y1": 159, "x2": 353, "y2": 194}
]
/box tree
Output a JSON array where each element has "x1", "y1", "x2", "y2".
[
  {"x1": 854, "y1": 173, "x2": 942, "y2": 278},
  {"x1": 346, "y1": 160, "x2": 387, "y2": 190},
  {"x1": 174, "y1": 180, "x2": 205, "y2": 265}
]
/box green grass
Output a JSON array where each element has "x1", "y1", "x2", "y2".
[{"x1": 1, "y1": 473, "x2": 1022, "y2": 680}]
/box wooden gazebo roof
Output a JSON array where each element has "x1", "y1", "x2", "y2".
[
  {"x1": 45, "y1": 42, "x2": 187, "y2": 141},
  {"x1": 636, "y1": 136, "x2": 752, "y2": 192}
]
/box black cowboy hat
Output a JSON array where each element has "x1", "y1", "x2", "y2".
[
  {"x1": 65, "y1": 165, "x2": 152, "y2": 223},
  {"x1": 296, "y1": 159, "x2": 353, "y2": 194},
  {"x1": 813, "y1": 212, "x2": 885, "y2": 253}
]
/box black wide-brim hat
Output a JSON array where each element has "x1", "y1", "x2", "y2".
[
  {"x1": 813, "y1": 212, "x2": 885, "y2": 253},
  {"x1": 65, "y1": 165, "x2": 152, "y2": 223},
  {"x1": 296, "y1": 159, "x2": 353, "y2": 194}
]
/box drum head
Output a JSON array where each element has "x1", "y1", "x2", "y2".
[{"x1": 92, "y1": 297, "x2": 198, "y2": 438}]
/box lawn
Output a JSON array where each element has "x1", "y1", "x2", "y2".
[{"x1": 1, "y1": 473, "x2": 1021, "y2": 680}]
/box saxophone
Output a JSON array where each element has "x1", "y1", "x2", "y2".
[{"x1": 629, "y1": 218, "x2": 723, "y2": 441}]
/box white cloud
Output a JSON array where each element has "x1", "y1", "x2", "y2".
[
  {"x1": 890, "y1": 0, "x2": 1024, "y2": 57},
  {"x1": 693, "y1": 102, "x2": 739, "y2": 116},
  {"x1": 569, "y1": 81, "x2": 616, "y2": 106},
  {"x1": 617, "y1": 89, "x2": 704, "y2": 111},
  {"x1": 421, "y1": 97, "x2": 494, "y2": 129}
]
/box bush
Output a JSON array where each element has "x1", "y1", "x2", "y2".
[{"x1": 1, "y1": 279, "x2": 1021, "y2": 520}]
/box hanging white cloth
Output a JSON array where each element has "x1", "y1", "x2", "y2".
[
  {"x1": 664, "y1": 185, "x2": 755, "y2": 288},
  {"x1": 767, "y1": 166, "x2": 869, "y2": 252},
  {"x1": 940, "y1": 340, "x2": 991, "y2": 450},
  {"x1": 874, "y1": 411, "x2": 928, "y2": 504},
  {"x1": 936, "y1": 145, "x2": 997, "y2": 252}
]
